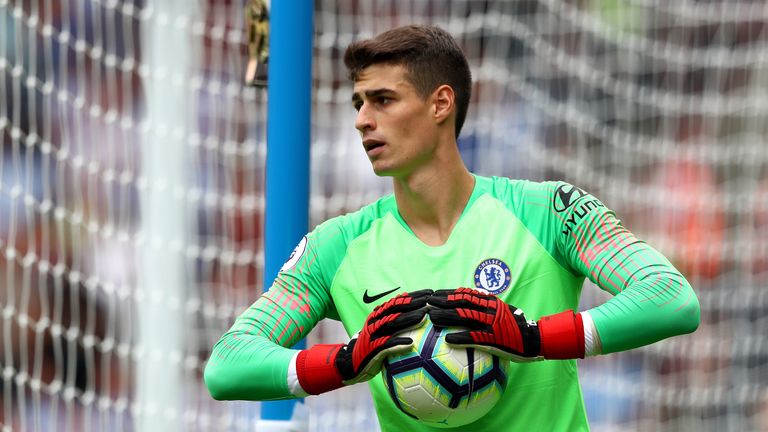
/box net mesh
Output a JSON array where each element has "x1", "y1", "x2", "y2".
[{"x1": 1, "y1": 0, "x2": 767, "y2": 431}]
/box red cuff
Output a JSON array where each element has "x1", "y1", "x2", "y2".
[
  {"x1": 296, "y1": 344, "x2": 345, "y2": 395},
  {"x1": 538, "y1": 310, "x2": 585, "y2": 359}
]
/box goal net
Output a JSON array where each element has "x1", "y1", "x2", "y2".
[{"x1": 1, "y1": 1, "x2": 766, "y2": 431}]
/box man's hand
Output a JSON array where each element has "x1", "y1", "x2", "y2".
[
  {"x1": 296, "y1": 289, "x2": 432, "y2": 395},
  {"x1": 427, "y1": 288, "x2": 584, "y2": 361}
]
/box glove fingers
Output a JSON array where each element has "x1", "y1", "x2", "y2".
[
  {"x1": 370, "y1": 336, "x2": 416, "y2": 365},
  {"x1": 407, "y1": 289, "x2": 435, "y2": 299},
  {"x1": 346, "y1": 337, "x2": 414, "y2": 384},
  {"x1": 380, "y1": 336, "x2": 414, "y2": 350},
  {"x1": 369, "y1": 290, "x2": 432, "y2": 325},
  {"x1": 429, "y1": 289, "x2": 456, "y2": 299},
  {"x1": 427, "y1": 297, "x2": 489, "y2": 311},
  {"x1": 444, "y1": 330, "x2": 479, "y2": 346},
  {"x1": 427, "y1": 290, "x2": 495, "y2": 312},
  {"x1": 444, "y1": 332, "x2": 512, "y2": 358},
  {"x1": 386, "y1": 293, "x2": 430, "y2": 313},
  {"x1": 361, "y1": 336, "x2": 414, "y2": 365},
  {"x1": 371, "y1": 309, "x2": 427, "y2": 337},
  {"x1": 374, "y1": 289, "x2": 432, "y2": 313},
  {"x1": 444, "y1": 332, "x2": 542, "y2": 362},
  {"x1": 431, "y1": 288, "x2": 494, "y2": 299},
  {"x1": 425, "y1": 293, "x2": 453, "y2": 309},
  {"x1": 365, "y1": 336, "x2": 415, "y2": 361},
  {"x1": 428, "y1": 309, "x2": 488, "y2": 329},
  {"x1": 426, "y1": 289, "x2": 457, "y2": 306},
  {"x1": 441, "y1": 336, "x2": 527, "y2": 361}
]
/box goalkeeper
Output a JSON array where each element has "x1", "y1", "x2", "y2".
[{"x1": 204, "y1": 24, "x2": 700, "y2": 431}]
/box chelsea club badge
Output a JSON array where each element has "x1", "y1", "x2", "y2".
[{"x1": 474, "y1": 258, "x2": 511, "y2": 295}]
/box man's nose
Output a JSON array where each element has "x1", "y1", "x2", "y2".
[{"x1": 355, "y1": 104, "x2": 375, "y2": 132}]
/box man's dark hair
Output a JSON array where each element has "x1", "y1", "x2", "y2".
[{"x1": 344, "y1": 25, "x2": 472, "y2": 138}]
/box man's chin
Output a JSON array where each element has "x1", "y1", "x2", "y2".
[
  {"x1": 372, "y1": 170, "x2": 393, "y2": 178},
  {"x1": 370, "y1": 158, "x2": 413, "y2": 178},
  {"x1": 370, "y1": 163, "x2": 396, "y2": 177}
]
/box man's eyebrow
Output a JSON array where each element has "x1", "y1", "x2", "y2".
[{"x1": 351, "y1": 88, "x2": 395, "y2": 103}]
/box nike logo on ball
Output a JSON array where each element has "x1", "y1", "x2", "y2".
[{"x1": 362, "y1": 287, "x2": 401, "y2": 304}]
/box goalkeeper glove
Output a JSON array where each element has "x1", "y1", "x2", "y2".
[
  {"x1": 427, "y1": 288, "x2": 584, "y2": 361},
  {"x1": 295, "y1": 289, "x2": 432, "y2": 395}
]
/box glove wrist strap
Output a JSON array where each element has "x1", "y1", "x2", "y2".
[
  {"x1": 538, "y1": 310, "x2": 585, "y2": 359},
  {"x1": 296, "y1": 344, "x2": 345, "y2": 395}
]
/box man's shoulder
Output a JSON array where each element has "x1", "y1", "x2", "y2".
[
  {"x1": 311, "y1": 193, "x2": 396, "y2": 242},
  {"x1": 477, "y1": 175, "x2": 608, "y2": 216},
  {"x1": 474, "y1": 174, "x2": 561, "y2": 203},
  {"x1": 284, "y1": 195, "x2": 396, "y2": 283}
]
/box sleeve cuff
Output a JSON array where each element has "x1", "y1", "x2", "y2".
[
  {"x1": 287, "y1": 351, "x2": 309, "y2": 397},
  {"x1": 581, "y1": 311, "x2": 603, "y2": 356},
  {"x1": 539, "y1": 310, "x2": 585, "y2": 359}
]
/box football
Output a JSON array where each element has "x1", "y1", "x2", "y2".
[{"x1": 382, "y1": 318, "x2": 509, "y2": 428}]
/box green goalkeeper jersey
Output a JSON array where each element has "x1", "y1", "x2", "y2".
[{"x1": 205, "y1": 175, "x2": 700, "y2": 431}]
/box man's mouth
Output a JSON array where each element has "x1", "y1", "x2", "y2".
[{"x1": 363, "y1": 139, "x2": 385, "y2": 152}]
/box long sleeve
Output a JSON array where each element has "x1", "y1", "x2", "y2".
[
  {"x1": 204, "y1": 292, "x2": 306, "y2": 400},
  {"x1": 554, "y1": 183, "x2": 700, "y2": 353},
  {"x1": 204, "y1": 231, "x2": 340, "y2": 400}
]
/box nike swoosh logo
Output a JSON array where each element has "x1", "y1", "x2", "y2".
[{"x1": 362, "y1": 287, "x2": 401, "y2": 304}]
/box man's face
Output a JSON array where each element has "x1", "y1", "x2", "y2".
[{"x1": 351, "y1": 64, "x2": 437, "y2": 177}]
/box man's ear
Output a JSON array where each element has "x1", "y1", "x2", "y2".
[{"x1": 433, "y1": 85, "x2": 455, "y2": 125}]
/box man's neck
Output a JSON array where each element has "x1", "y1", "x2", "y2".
[{"x1": 392, "y1": 154, "x2": 475, "y2": 247}]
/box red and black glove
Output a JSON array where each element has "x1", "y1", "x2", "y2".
[
  {"x1": 296, "y1": 289, "x2": 432, "y2": 395},
  {"x1": 427, "y1": 288, "x2": 584, "y2": 361}
]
